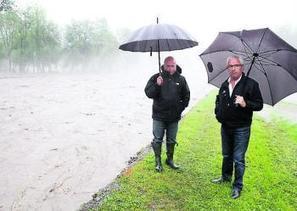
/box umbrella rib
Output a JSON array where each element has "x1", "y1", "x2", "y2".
[
  {"x1": 257, "y1": 55, "x2": 297, "y2": 105},
  {"x1": 256, "y1": 51, "x2": 294, "y2": 68},
  {"x1": 242, "y1": 41, "x2": 254, "y2": 56},
  {"x1": 209, "y1": 66, "x2": 228, "y2": 83},
  {"x1": 257, "y1": 59, "x2": 274, "y2": 104},
  {"x1": 260, "y1": 49, "x2": 297, "y2": 56},
  {"x1": 254, "y1": 57, "x2": 268, "y2": 74},
  {"x1": 239, "y1": 36, "x2": 255, "y2": 62},
  {"x1": 259, "y1": 49, "x2": 279, "y2": 55},
  {"x1": 144, "y1": 39, "x2": 152, "y2": 52},
  {"x1": 268, "y1": 61, "x2": 297, "y2": 81},
  {"x1": 155, "y1": 39, "x2": 197, "y2": 52},
  {"x1": 177, "y1": 39, "x2": 183, "y2": 51},
  {"x1": 226, "y1": 31, "x2": 254, "y2": 55},
  {"x1": 256, "y1": 55, "x2": 278, "y2": 66},
  {"x1": 231, "y1": 51, "x2": 252, "y2": 65},
  {"x1": 256, "y1": 55, "x2": 297, "y2": 81},
  {"x1": 230, "y1": 50, "x2": 248, "y2": 57},
  {"x1": 258, "y1": 51, "x2": 279, "y2": 61},
  {"x1": 201, "y1": 50, "x2": 246, "y2": 56},
  {"x1": 257, "y1": 54, "x2": 286, "y2": 67},
  {"x1": 166, "y1": 39, "x2": 171, "y2": 51},
  {"x1": 255, "y1": 28, "x2": 268, "y2": 54}
]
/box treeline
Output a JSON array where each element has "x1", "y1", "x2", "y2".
[{"x1": 0, "y1": 0, "x2": 126, "y2": 73}]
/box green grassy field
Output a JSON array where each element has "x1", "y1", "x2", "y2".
[{"x1": 93, "y1": 93, "x2": 297, "y2": 210}]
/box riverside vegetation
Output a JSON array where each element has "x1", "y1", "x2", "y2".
[{"x1": 90, "y1": 92, "x2": 297, "y2": 210}]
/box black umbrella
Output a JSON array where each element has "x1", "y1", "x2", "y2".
[
  {"x1": 119, "y1": 18, "x2": 198, "y2": 73},
  {"x1": 200, "y1": 28, "x2": 297, "y2": 106}
]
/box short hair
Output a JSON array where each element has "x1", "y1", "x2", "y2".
[
  {"x1": 164, "y1": 56, "x2": 176, "y2": 64},
  {"x1": 226, "y1": 55, "x2": 244, "y2": 67}
]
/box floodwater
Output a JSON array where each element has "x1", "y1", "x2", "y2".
[{"x1": 0, "y1": 62, "x2": 212, "y2": 210}]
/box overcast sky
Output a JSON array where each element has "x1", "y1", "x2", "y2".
[{"x1": 16, "y1": 0, "x2": 296, "y2": 46}]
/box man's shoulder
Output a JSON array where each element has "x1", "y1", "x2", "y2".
[
  {"x1": 220, "y1": 80, "x2": 229, "y2": 88},
  {"x1": 177, "y1": 74, "x2": 189, "y2": 86},
  {"x1": 149, "y1": 73, "x2": 160, "y2": 79},
  {"x1": 245, "y1": 76, "x2": 259, "y2": 86},
  {"x1": 177, "y1": 73, "x2": 187, "y2": 81}
]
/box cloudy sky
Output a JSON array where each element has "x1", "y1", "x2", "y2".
[{"x1": 16, "y1": 0, "x2": 296, "y2": 46}]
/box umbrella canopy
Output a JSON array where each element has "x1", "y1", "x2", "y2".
[
  {"x1": 200, "y1": 28, "x2": 297, "y2": 106},
  {"x1": 119, "y1": 20, "x2": 198, "y2": 73}
]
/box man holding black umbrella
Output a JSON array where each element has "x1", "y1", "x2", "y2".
[
  {"x1": 145, "y1": 56, "x2": 190, "y2": 172},
  {"x1": 212, "y1": 55, "x2": 263, "y2": 199}
]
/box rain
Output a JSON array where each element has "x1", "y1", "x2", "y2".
[{"x1": 1, "y1": 0, "x2": 297, "y2": 210}]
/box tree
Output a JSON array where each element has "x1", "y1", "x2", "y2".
[
  {"x1": 14, "y1": 6, "x2": 61, "y2": 72},
  {"x1": 0, "y1": 0, "x2": 14, "y2": 12},
  {"x1": 63, "y1": 19, "x2": 118, "y2": 71},
  {"x1": 0, "y1": 5, "x2": 61, "y2": 72},
  {"x1": 0, "y1": 9, "x2": 21, "y2": 71},
  {"x1": 0, "y1": 2, "x2": 120, "y2": 73}
]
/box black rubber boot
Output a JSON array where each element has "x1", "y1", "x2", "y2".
[
  {"x1": 151, "y1": 142, "x2": 163, "y2": 172},
  {"x1": 165, "y1": 143, "x2": 179, "y2": 169}
]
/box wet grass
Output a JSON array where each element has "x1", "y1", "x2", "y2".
[{"x1": 92, "y1": 92, "x2": 297, "y2": 210}]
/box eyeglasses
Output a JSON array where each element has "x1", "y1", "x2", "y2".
[{"x1": 228, "y1": 64, "x2": 243, "y2": 68}]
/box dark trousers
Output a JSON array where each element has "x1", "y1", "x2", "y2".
[
  {"x1": 221, "y1": 125, "x2": 250, "y2": 190},
  {"x1": 152, "y1": 120, "x2": 178, "y2": 144}
]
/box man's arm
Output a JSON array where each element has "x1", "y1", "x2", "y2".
[
  {"x1": 245, "y1": 82, "x2": 263, "y2": 111},
  {"x1": 144, "y1": 74, "x2": 161, "y2": 99},
  {"x1": 181, "y1": 77, "x2": 190, "y2": 108}
]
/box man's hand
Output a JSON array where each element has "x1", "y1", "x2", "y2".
[
  {"x1": 156, "y1": 76, "x2": 163, "y2": 86},
  {"x1": 235, "y1": 95, "x2": 246, "y2": 108}
]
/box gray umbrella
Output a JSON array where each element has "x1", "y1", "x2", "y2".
[
  {"x1": 119, "y1": 19, "x2": 198, "y2": 73},
  {"x1": 200, "y1": 28, "x2": 297, "y2": 106}
]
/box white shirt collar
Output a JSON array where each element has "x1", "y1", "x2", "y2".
[
  {"x1": 228, "y1": 75, "x2": 242, "y2": 97},
  {"x1": 228, "y1": 75, "x2": 242, "y2": 84}
]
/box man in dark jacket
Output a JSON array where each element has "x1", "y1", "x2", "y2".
[
  {"x1": 145, "y1": 56, "x2": 190, "y2": 172},
  {"x1": 212, "y1": 55, "x2": 263, "y2": 199}
]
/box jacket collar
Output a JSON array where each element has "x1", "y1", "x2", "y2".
[
  {"x1": 223, "y1": 73, "x2": 246, "y2": 88},
  {"x1": 162, "y1": 70, "x2": 180, "y2": 78}
]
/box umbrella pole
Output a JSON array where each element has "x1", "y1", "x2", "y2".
[
  {"x1": 246, "y1": 55, "x2": 256, "y2": 77},
  {"x1": 158, "y1": 40, "x2": 161, "y2": 74},
  {"x1": 237, "y1": 55, "x2": 256, "y2": 105},
  {"x1": 156, "y1": 17, "x2": 161, "y2": 75}
]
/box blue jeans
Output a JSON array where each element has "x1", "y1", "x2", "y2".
[
  {"x1": 221, "y1": 126, "x2": 251, "y2": 190},
  {"x1": 152, "y1": 120, "x2": 178, "y2": 144}
]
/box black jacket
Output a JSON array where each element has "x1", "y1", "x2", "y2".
[
  {"x1": 145, "y1": 71, "x2": 190, "y2": 122},
  {"x1": 215, "y1": 74, "x2": 263, "y2": 128}
]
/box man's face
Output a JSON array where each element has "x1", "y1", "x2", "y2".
[
  {"x1": 227, "y1": 58, "x2": 243, "y2": 81},
  {"x1": 164, "y1": 59, "x2": 176, "y2": 75}
]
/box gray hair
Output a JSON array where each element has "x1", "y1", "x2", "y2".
[{"x1": 226, "y1": 55, "x2": 244, "y2": 67}]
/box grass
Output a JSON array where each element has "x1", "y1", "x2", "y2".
[{"x1": 93, "y1": 92, "x2": 297, "y2": 210}]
